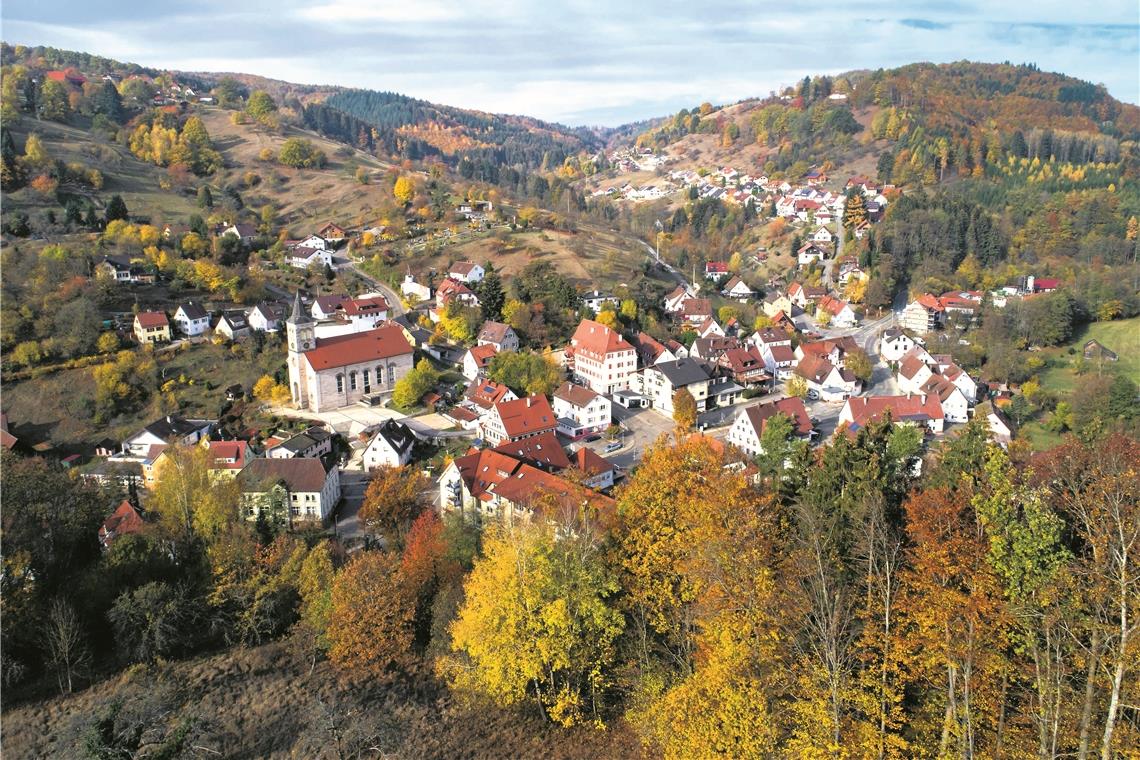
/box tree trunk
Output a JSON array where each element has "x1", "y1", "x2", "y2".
[
  {"x1": 940, "y1": 665, "x2": 957, "y2": 758},
  {"x1": 1099, "y1": 652, "x2": 1125, "y2": 760},
  {"x1": 1076, "y1": 630, "x2": 1101, "y2": 760}
]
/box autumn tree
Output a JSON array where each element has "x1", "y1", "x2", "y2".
[
  {"x1": 327, "y1": 551, "x2": 414, "y2": 674},
  {"x1": 444, "y1": 521, "x2": 624, "y2": 726},
  {"x1": 846, "y1": 347, "x2": 874, "y2": 383},
  {"x1": 393, "y1": 176, "x2": 415, "y2": 205},
  {"x1": 786, "y1": 374, "x2": 809, "y2": 399},
  {"x1": 359, "y1": 465, "x2": 430, "y2": 544},
  {"x1": 150, "y1": 445, "x2": 241, "y2": 541},
  {"x1": 278, "y1": 137, "x2": 326, "y2": 169},
  {"x1": 391, "y1": 358, "x2": 439, "y2": 409},
  {"x1": 487, "y1": 351, "x2": 562, "y2": 396},
  {"x1": 844, "y1": 190, "x2": 868, "y2": 229},
  {"x1": 672, "y1": 387, "x2": 697, "y2": 430}
]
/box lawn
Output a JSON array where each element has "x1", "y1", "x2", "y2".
[{"x1": 1037, "y1": 316, "x2": 1140, "y2": 395}]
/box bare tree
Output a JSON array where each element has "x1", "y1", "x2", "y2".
[{"x1": 43, "y1": 598, "x2": 90, "y2": 694}]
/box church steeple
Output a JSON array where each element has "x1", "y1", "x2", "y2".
[{"x1": 286, "y1": 291, "x2": 315, "y2": 355}]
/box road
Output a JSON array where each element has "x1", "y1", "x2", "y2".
[
  {"x1": 638, "y1": 239, "x2": 695, "y2": 293},
  {"x1": 344, "y1": 262, "x2": 406, "y2": 318},
  {"x1": 822, "y1": 210, "x2": 842, "y2": 289}
]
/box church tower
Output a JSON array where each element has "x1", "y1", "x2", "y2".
[{"x1": 286, "y1": 292, "x2": 316, "y2": 408}]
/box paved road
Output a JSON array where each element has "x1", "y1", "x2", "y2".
[
  {"x1": 344, "y1": 263, "x2": 406, "y2": 318},
  {"x1": 822, "y1": 211, "x2": 842, "y2": 289},
  {"x1": 637, "y1": 239, "x2": 694, "y2": 293}
]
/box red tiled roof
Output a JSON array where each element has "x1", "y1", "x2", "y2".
[
  {"x1": 571, "y1": 319, "x2": 633, "y2": 359},
  {"x1": 302, "y1": 324, "x2": 413, "y2": 371},
  {"x1": 343, "y1": 295, "x2": 389, "y2": 316},
  {"x1": 493, "y1": 431, "x2": 571, "y2": 471},
  {"x1": 795, "y1": 354, "x2": 837, "y2": 384},
  {"x1": 818, "y1": 295, "x2": 850, "y2": 316},
  {"x1": 239, "y1": 457, "x2": 331, "y2": 492},
  {"x1": 574, "y1": 446, "x2": 614, "y2": 476},
  {"x1": 846, "y1": 394, "x2": 944, "y2": 428},
  {"x1": 680, "y1": 299, "x2": 712, "y2": 317},
  {"x1": 468, "y1": 343, "x2": 498, "y2": 368},
  {"x1": 768, "y1": 344, "x2": 795, "y2": 364},
  {"x1": 206, "y1": 440, "x2": 249, "y2": 470},
  {"x1": 465, "y1": 380, "x2": 514, "y2": 410},
  {"x1": 553, "y1": 382, "x2": 600, "y2": 408},
  {"x1": 1034, "y1": 278, "x2": 1061, "y2": 290},
  {"x1": 100, "y1": 500, "x2": 145, "y2": 546},
  {"x1": 915, "y1": 293, "x2": 945, "y2": 312},
  {"x1": 743, "y1": 396, "x2": 813, "y2": 438},
  {"x1": 706, "y1": 261, "x2": 728, "y2": 273},
  {"x1": 136, "y1": 311, "x2": 168, "y2": 328},
  {"x1": 495, "y1": 395, "x2": 557, "y2": 439},
  {"x1": 450, "y1": 261, "x2": 479, "y2": 275},
  {"x1": 490, "y1": 462, "x2": 615, "y2": 516}
]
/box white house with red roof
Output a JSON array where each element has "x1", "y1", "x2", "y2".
[
  {"x1": 285, "y1": 293, "x2": 414, "y2": 413},
  {"x1": 840, "y1": 393, "x2": 945, "y2": 435},
  {"x1": 481, "y1": 394, "x2": 558, "y2": 446},
  {"x1": 552, "y1": 382, "x2": 612, "y2": 437},
  {"x1": 462, "y1": 343, "x2": 498, "y2": 381},
  {"x1": 817, "y1": 295, "x2": 858, "y2": 327},
  {"x1": 568, "y1": 319, "x2": 637, "y2": 395},
  {"x1": 435, "y1": 278, "x2": 480, "y2": 309},
  {"x1": 705, "y1": 261, "x2": 729, "y2": 282},
  {"x1": 663, "y1": 285, "x2": 694, "y2": 314},
  {"x1": 727, "y1": 396, "x2": 814, "y2": 456}
]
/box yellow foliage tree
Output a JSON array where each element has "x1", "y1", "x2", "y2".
[{"x1": 393, "y1": 176, "x2": 415, "y2": 205}]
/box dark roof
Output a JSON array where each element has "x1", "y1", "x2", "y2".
[
  {"x1": 239, "y1": 457, "x2": 332, "y2": 492},
  {"x1": 478, "y1": 320, "x2": 513, "y2": 344},
  {"x1": 654, "y1": 358, "x2": 711, "y2": 387},
  {"x1": 142, "y1": 416, "x2": 213, "y2": 442},
  {"x1": 743, "y1": 397, "x2": 813, "y2": 437},
  {"x1": 493, "y1": 431, "x2": 570, "y2": 471},
  {"x1": 373, "y1": 419, "x2": 416, "y2": 456},
  {"x1": 178, "y1": 302, "x2": 208, "y2": 320}
]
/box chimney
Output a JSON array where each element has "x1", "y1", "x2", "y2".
[
  {"x1": 920, "y1": 394, "x2": 927, "y2": 405},
  {"x1": 526, "y1": 397, "x2": 533, "y2": 408},
  {"x1": 166, "y1": 415, "x2": 174, "y2": 424}
]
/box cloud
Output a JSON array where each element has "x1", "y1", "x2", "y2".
[{"x1": 2, "y1": 1, "x2": 1137, "y2": 123}]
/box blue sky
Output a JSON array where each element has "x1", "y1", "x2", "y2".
[{"x1": 2, "y1": 1, "x2": 1137, "y2": 125}]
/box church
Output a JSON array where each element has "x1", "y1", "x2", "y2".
[{"x1": 286, "y1": 293, "x2": 415, "y2": 412}]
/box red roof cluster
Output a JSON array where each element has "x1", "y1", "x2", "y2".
[
  {"x1": 302, "y1": 324, "x2": 413, "y2": 371},
  {"x1": 570, "y1": 319, "x2": 634, "y2": 360}
]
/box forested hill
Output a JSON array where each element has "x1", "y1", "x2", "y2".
[{"x1": 314, "y1": 89, "x2": 601, "y2": 177}]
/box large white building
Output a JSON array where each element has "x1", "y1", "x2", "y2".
[
  {"x1": 286, "y1": 293, "x2": 414, "y2": 413},
  {"x1": 552, "y1": 382, "x2": 612, "y2": 437},
  {"x1": 568, "y1": 319, "x2": 637, "y2": 395}
]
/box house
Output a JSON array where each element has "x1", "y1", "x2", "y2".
[
  {"x1": 568, "y1": 319, "x2": 637, "y2": 395},
  {"x1": 438, "y1": 448, "x2": 613, "y2": 525},
  {"x1": 363, "y1": 419, "x2": 417, "y2": 471},
  {"x1": 979, "y1": 401, "x2": 1013, "y2": 448},
  {"x1": 581, "y1": 290, "x2": 616, "y2": 313},
  {"x1": 679, "y1": 299, "x2": 713, "y2": 324},
  {"x1": 696, "y1": 317, "x2": 725, "y2": 339},
  {"x1": 448, "y1": 261, "x2": 485, "y2": 284},
  {"x1": 316, "y1": 222, "x2": 347, "y2": 242},
  {"x1": 247, "y1": 302, "x2": 285, "y2": 333},
  {"x1": 312, "y1": 294, "x2": 351, "y2": 320},
  {"x1": 173, "y1": 303, "x2": 210, "y2": 337},
  {"x1": 797, "y1": 243, "x2": 827, "y2": 266},
  {"x1": 717, "y1": 347, "x2": 772, "y2": 388},
  {"x1": 722, "y1": 276, "x2": 753, "y2": 301},
  {"x1": 705, "y1": 261, "x2": 730, "y2": 282},
  {"x1": 98, "y1": 500, "x2": 146, "y2": 549},
  {"x1": 481, "y1": 394, "x2": 557, "y2": 446},
  {"x1": 840, "y1": 394, "x2": 945, "y2": 435},
  {"x1": 462, "y1": 344, "x2": 498, "y2": 381},
  {"x1": 552, "y1": 382, "x2": 612, "y2": 437},
  {"x1": 788, "y1": 282, "x2": 826, "y2": 309},
  {"x1": 663, "y1": 285, "x2": 693, "y2": 314},
  {"x1": 879, "y1": 328, "x2": 917, "y2": 363},
  {"x1": 897, "y1": 348, "x2": 936, "y2": 393},
  {"x1": 761, "y1": 343, "x2": 797, "y2": 380},
  {"x1": 477, "y1": 321, "x2": 520, "y2": 352},
  {"x1": 640, "y1": 358, "x2": 715, "y2": 413},
  {"x1": 795, "y1": 354, "x2": 859, "y2": 402},
  {"x1": 401, "y1": 273, "x2": 432, "y2": 303},
  {"x1": 1028, "y1": 276, "x2": 1061, "y2": 293},
  {"x1": 574, "y1": 447, "x2": 616, "y2": 490},
  {"x1": 762, "y1": 291, "x2": 794, "y2": 318},
  {"x1": 690, "y1": 336, "x2": 740, "y2": 363},
  {"x1": 900, "y1": 294, "x2": 945, "y2": 334},
  {"x1": 287, "y1": 246, "x2": 333, "y2": 270},
  {"x1": 920, "y1": 374, "x2": 969, "y2": 423},
  {"x1": 435, "y1": 278, "x2": 480, "y2": 308},
  {"x1": 811, "y1": 226, "x2": 834, "y2": 244},
  {"x1": 221, "y1": 223, "x2": 258, "y2": 243},
  {"x1": 267, "y1": 426, "x2": 335, "y2": 459},
  {"x1": 239, "y1": 457, "x2": 341, "y2": 523},
  {"x1": 134, "y1": 311, "x2": 171, "y2": 344},
  {"x1": 727, "y1": 396, "x2": 814, "y2": 457},
  {"x1": 630, "y1": 332, "x2": 676, "y2": 369},
  {"x1": 342, "y1": 295, "x2": 389, "y2": 330},
  {"x1": 932, "y1": 356, "x2": 978, "y2": 405},
  {"x1": 1083, "y1": 339, "x2": 1118, "y2": 362},
  {"x1": 795, "y1": 337, "x2": 860, "y2": 368},
  {"x1": 214, "y1": 311, "x2": 250, "y2": 340},
  {"x1": 286, "y1": 294, "x2": 415, "y2": 412},
  {"x1": 202, "y1": 439, "x2": 252, "y2": 477},
  {"x1": 97, "y1": 254, "x2": 154, "y2": 284},
  {"x1": 118, "y1": 416, "x2": 215, "y2": 459},
  {"x1": 818, "y1": 296, "x2": 858, "y2": 327},
  {"x1": 492, "y1": 431, "x2": 571, "y2": 472}
]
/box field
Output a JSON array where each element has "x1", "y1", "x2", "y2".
[
  {"x1": 1, "y1": 638, "x2": 646, "y2": 760},
  {"x1": 1018, "y1": 316, "x2": 1140, "y2": 449},
  {"x1": 2, "y1": 338, "x2": 286, "y2": 456},
  {"x1": 369, "y1": 224, "x2": 664, "y2": 292}
]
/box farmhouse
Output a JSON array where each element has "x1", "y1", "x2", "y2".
[{"x1": 134, "y1": 311, "x2": 170, "y2": 344}]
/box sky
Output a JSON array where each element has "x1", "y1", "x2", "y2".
[{"x1": 2, "y1": 1, "x2": 1138, "y2": 126}]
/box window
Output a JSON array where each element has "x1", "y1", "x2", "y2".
[
  {"x1": 350, "y1": 371, "x2": 357, "y2": 391},
  {"x1": 363, "y1": 369, "x2": 371, "y2": 393},
  {"x1": 336, "y1": 374, "x2": 344, "y2": 393}
]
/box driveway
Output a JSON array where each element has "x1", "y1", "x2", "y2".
[
  {"x1": 331, "y1": 469, "x2": 371, "y2": 546},
  {"x1": 605, "y1": 403, "x2": 676, "y2": 468}
]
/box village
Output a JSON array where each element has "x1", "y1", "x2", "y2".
[{"x1": 21, "y1": 188, "x2": 1077, "y2": 551}]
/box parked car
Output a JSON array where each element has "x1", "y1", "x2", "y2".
[
  {"x1": 807, "y1": 390, "x2": 820, "y2": 401},
  {"x1": 604, "y1": 442, "x2": 621, "y2": 453},
  {"x1": 584, "y1": 434, "x2": 602, "y2": 443}
]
